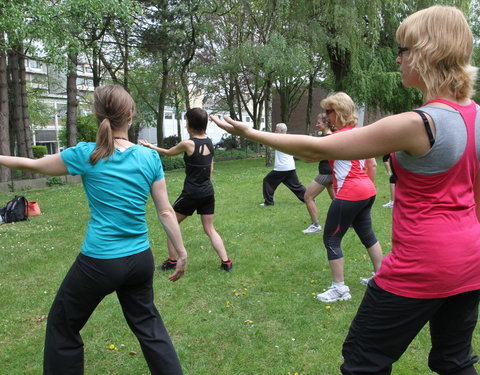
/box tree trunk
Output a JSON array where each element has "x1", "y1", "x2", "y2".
[
  {"x1": 0, "y1": 44, "x2": 10, "y2": 182},
  {"x1": 327, "y1": 42, "x2": 350, "y2": 91},
  {"x1": 174, "y1": 90, "x2": 182, "y2": 141},
  {"x1": 305, "y1": 73, "x2": 314, "y2": 134},
  {"x1": 264, "y1": 80, "x2": 272, "y2": 167},
  {"x1": 66, "y1": 53, "x2": 78, "y2": 148},
  {"x1": 180, "y1": 70, "x2": 191, "y2": 111},
  {"x1": 8, "y1": 47, "x2": 34, "y2": 178},
  {"x1": 19, "y1": 52, "x2": 34, "y2": 160},
  {"x1": 157, "y1": 53, "x2": 169, "y2": 148}
]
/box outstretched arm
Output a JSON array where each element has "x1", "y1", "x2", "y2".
[
  {"x1": 151, "y1": 178, "x2": 187, "y2": 281},
  {"x1": 139, "y1": 139, "x2": 191, "y2": 157},
  {"x1": 0, "y1": 154, "x2": 68, "y2": 176},
  {"x1": 210, "y1": 113, "x2": 433, "y2": 162}
]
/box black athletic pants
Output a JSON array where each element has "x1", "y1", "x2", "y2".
[
  {"x1": 43, "y1": 250, "x2": 183, "y2": 375},
  {"x1": 341, "y1": 280, "x2": 480, "y2": 375},
  {"x1": 262, "y1": 169, "x2": 306, "y2": 205}
]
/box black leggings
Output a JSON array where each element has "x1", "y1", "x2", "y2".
[
  {"x1": 342, "y1": 281, "x2": 480, "y2": 375},
  {"x1": 43, "y1": 250, "x2": 183, "y2": 375},
  {"x1": 323, "y1": 196, "x2": 378, "y2": 260}
]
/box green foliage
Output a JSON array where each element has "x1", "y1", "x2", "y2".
[
  {"x1": 46, "y1": 176, "x2": 65, "y2": 187},
  {"x1": 161, "y1": 156, "x2": 185, "y2": 171},
  {"x1": 59, "y1": 113, "x2": 98, "y2": 147},
  {"x1": 32, "y1": 145, "x2": 48, "y2": 159}
]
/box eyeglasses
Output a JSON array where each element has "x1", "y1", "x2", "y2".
[
  {"x1": 397, "y1": 46, "x2": 409, "y2": 57},
  {"x1": 325, "y1": 109, "x2": 334, "y2": 115}
]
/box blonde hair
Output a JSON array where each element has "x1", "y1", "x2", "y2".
[
  {"x1": 396, "y1": 5, "x2": 477, "y2": 101},
  {"x1": 90, "y1": 85, "x2": 136, "y2": 165},
  {"x1": 320, "y1": 92, "x2": 358, "y2": 127}
]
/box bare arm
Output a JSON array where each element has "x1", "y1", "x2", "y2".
[
  {"x1": 151, "y1": 178, "x2": 188, "y2": 281},
  {"x1": 210, "y1": 113, "x2": 433, "y2": 162},
  {"x1": 0, "y1": 154, "x2": 68, "y2": 176},
  {"x1": 139, "y1": 139, "x2": 192, "y2": 157},
  {"x1": 474, "y1": 169, "x2": 480, "y2": 222},
  {"x1": 365, "y1": 158, "x2": 377, "y2": 182}
]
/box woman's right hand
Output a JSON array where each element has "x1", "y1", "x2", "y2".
[
  {"x1": 168, "y1": 256, "x2": 187, "y2": 282},
  {"x1": 210, "y1": 115, "x2": 251, "y2": 138},
  {"x1": 138, "y1": 139, "x2": 152, "y2": 148}
]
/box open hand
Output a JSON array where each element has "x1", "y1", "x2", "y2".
[
  {"x1": 209, "y1": 115, "x2": 251, "y2": 138},
  {"x1": 138, "y1": 139, "x2": 152, "y2": 148},
  {"x1": 168, "y1": 257, "x2": 186, "y2": 282}
]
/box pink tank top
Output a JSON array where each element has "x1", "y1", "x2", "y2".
[{"x1": 374, "y1": 99, "x2": 480, "y2": 298}]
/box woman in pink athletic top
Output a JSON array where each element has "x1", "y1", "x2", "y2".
[{"x1": 211, "y1": 5, "x2": 480, "y2": 374}]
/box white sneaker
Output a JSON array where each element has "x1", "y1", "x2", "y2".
[
  {"x1": 382, "y1": 201, "x2": 394, "y2": 208},
  {"x1": 360, "y1": 272, "x2": 375, "y2": 286},
  {"x1": 316, "y1": 283, "x2": 351, "y2": 302},
  {"x1": 302, "y1": 223, "x2": 322, "y2": 233}
]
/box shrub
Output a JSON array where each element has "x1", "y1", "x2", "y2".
[
  {"x1": 161, "y1": 156, "x2": 185, "y2": 171},
  {"x1": 46, "y1": 176, "x2": 65, "y2": 187},
  {"x1": 163, "y1": 135, "x2": 181, "y2": 149},
  {"x1": 32, "y1": 145, "x2": 48, "y2": 159}
]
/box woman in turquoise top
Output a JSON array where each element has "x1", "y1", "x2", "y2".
[{"x1": 0, "y1": 85, "x2": 187, "y2": 375}]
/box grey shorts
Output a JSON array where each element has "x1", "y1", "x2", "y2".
[{"x1": 314, "y1": 174, "x2": 333, "y2": 186}]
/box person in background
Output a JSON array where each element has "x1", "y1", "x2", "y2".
[
  {"x1": 260, "y1": 123, "x2": 306, "y2": 207},
  {"x1": 0, "y1": 84, "x2": 187, "y2": 375},
  {"x1": 382, "y1": 153, "x2": 396, "y2": 208},
  {"x1": 211, "y1": 5, "x2": 480, "y2": 374},
  {"x1": 302, "y1": 113, "x2": 336, "y2": 233},
  {"x1": 140, "y1": 108, "x2": 233, "y2": 272}
]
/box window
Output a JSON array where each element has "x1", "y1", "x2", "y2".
[
  {"x1": 165, "y1": 112, "x2": 173, "y2": 119},
  {"x1": 84, "y1": 65, "x2": 93, "y2": 73},
  {"x1": 245, "y1": 116, "x2": 250, "y2": 122},
  {"x1": 76, "y1": 65, "x2": 84, "y2": 73},
  {"x1": 29, "y1": 59, "x2": 40, "y2": 69},
  {"x1": 76, "y1": 77, "x2": 85, "y2": 86},
  {"x1": 86, "y1": 79, "x2": 94, "y2": 87}
]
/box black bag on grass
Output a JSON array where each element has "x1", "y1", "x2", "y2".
[{"x1": 2, "y1": 195, "x2": 28, "y2": 223}]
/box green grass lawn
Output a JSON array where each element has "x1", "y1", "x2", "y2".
[{"x1": 0, "y1": 157, "x2": 475, "y2": 374}]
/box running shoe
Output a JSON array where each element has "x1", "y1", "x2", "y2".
[
  {"x1": 158, "y1": 258, "x2": 177, "y2": 271},
  {"x1": 302, "y1": 223, "x2": 322, "y2": 233},
  {"x1": 316, "y1": 283, "x2": 351, "y2": 302}
]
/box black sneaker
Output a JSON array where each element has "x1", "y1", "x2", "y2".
[
  {"x1": 158, "y1": 258, "x2": 177, "y2": 271},
  {"x1": 221, "y1": 259, "x2": 233, "y2": 272}
]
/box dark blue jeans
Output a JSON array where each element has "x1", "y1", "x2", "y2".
[{"x1": 43, "y1": 249, "x2": 183, "y2": 375}]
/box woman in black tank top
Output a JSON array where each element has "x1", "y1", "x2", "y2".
[{"x1": 139, "y1": 108, "x2": 233, "y2": 272}]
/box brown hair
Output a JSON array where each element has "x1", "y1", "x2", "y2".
[
  {"x1": 89, "y1": 85, "x2": 136, "y2": 165},
  {"x1": 186, "y1": 107, "x2": 208, "y2": 133}
]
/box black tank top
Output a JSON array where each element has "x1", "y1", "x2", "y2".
[
  {"x1": 182, "y1": 137, "x2": 214, "y2": 198},
  {"x1": 318, "y1": 133, "x2": 332, "y2": 175}
]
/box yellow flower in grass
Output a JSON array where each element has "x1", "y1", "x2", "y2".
[
  {"x1": 325, "y1": 305, "x2": 331, "y2": 310},
  {"x1": 244, "y1": 320, "x2": 253, "y2": 324},
  {"x1": 226, "y1": 301, "x2": 232, "y2": 308}
]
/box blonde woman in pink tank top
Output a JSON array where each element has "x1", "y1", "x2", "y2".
[{"x1": 211, "y1": 6, "x2": 480, "y2": 375}]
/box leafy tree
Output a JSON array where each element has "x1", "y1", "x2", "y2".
[{"x1": 58, "y1": 113, "x2": 98, "y2": 146}]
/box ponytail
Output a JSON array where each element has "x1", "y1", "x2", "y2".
[
  {"x1": 89, "y1": 118, "x2": 115, "y2": 165},
  {"x1": 90, "y1": 85, "x2": 135, "y2": 165}
]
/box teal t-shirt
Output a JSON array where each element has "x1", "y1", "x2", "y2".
[{"x1": 61, "y1": 142, "x2": 164, "y2": 259}]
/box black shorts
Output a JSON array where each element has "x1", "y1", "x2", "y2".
[{"x1": 173, "y1": 194, "x2": 215, "y2": 216}]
